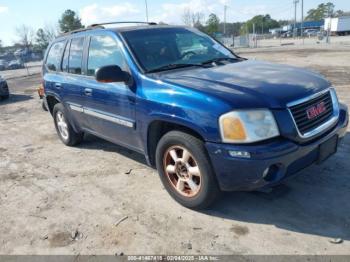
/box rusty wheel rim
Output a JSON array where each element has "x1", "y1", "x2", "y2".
[{"x1": 163, "y1": 145, "x2": 201, "y2": 198}]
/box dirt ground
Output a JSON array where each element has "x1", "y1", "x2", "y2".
[{"x1": 0, "y1": 46, "x2": 349, "y2": 255}]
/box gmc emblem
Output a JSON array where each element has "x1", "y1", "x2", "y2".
[{"x1": 306, "y1": 101, "x2": 326, "y2": 120}]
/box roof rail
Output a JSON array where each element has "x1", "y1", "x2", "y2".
[
  {"x1": 59, "y1": 22, "x2": 157, "y2": 37},
  {"x1": 88, "y1": 21, "x2": 157, "y2": 28},
  {"x1": 59, "y1": 26, "x2": 104, "y2": 36}
]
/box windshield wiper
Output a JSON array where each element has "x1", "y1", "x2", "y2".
[
  {"x1": 200, "y1": 57, "x2": 238, "y2": 65},
  {"x1": 147, "y1": 63, "x2": 203, "y2": 73}
]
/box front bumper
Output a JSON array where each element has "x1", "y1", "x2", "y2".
[{"x1": 206, "y1": 104, "x2": 349, "y2": 191}]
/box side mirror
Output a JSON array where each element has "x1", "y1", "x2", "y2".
[{"x1": 95, "y1": 65, "x2": 131, "y2": 84}]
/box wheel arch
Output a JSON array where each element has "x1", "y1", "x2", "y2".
[
  {"x1": 46, "y1": 94, "x2": 61, "y2": 115},
  {"x1": 146, "y1": 119, "x2": 207, "y2": 167}
]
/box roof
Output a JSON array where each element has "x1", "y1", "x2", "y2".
[{"x1": 59, "y1": 22, "x2": 184, "y2": 37}]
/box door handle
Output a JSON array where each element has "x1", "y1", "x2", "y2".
[
  {"x1": 84, "y1": 88, "x2": 92, "y2": 96},
  {"x1": 55, "y1": 83, "x2": 62, "y2": 89}
]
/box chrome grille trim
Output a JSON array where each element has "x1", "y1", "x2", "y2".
[{"x1": 287, "y1": 88, "x2": 340, "y2": 139}]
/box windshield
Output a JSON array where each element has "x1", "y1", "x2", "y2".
[{"x1": 121, "y1": 27, "x2": 237, "y2": 73}]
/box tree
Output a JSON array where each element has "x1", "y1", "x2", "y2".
[
  {"x1": 0, "y1": 39, "x2": 3, "y2": 52},
  {"x1": 15, "y1": 25, "x2": 34, "y2": 48},
  {"x1": 218, "y1": 22, "x2": 243, "y2": 36},
  {"x1": 278, "y1": 20, "x2": 290, "y2": 27},
  {"x1": 58, "y1": 9, "x2": 83, "y2": 33},
  {"x1": 182, "y1": 9, "x2": 204, "y2": 28},
  {"x1": 334, "y1": 10, "x2": 350, "y2": 17},
  {"x1": 192, "y1": 12, "x2": 204, "y2": 29},
  {"x1": 34, "y1": 25, "x2": 58, "y2": 51},
  {"x1": 240, "y1": 15, "x2": 279, "y2": 34},
  {"x1": 182, "y1": 9, "x2": 192, "y2": 26},
  {"x1": 305, "y1": 2, "x2": 335, "y2": 21},
  {"x1": 35, "y1": 29, "x2": 50, "y2": 51},
  {"x1": 43, "y1": 24, "x2": 59, "y2": 42},
  {"x1": 206, "y1": 13, "x2": 220, "y2": 35}
]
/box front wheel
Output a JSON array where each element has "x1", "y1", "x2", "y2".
[{"x1": 156, "y1": 131, "x2": 220, "y2": 209}]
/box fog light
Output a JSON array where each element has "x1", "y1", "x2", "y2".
[
  {"x1": 228, "y1": 150, "x2": 251, "y2": 158},
  {"x1": 262, "y1": 164, "x2": 280, "y2": 182}
]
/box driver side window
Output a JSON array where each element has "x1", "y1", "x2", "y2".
[{"x1": 87, "y1": 35, "x2": 127, "y2": 76}]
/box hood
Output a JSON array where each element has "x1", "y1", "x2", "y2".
[{"x1": 158, "y1": 60, "x2": 330, "y2": 109}]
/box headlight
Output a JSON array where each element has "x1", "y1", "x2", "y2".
[{"x1": 219, "y1": 109, "x2": 280, "y2": 143}]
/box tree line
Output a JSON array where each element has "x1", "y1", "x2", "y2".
[
  {"x1": 1, "y1": 9, "x2": 83, "y2": 53},
  {"x1": 183, "y1": 1, "x2": 349, "y2": 37}
]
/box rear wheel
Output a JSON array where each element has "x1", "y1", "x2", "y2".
[
  {"x1": 156, "y1": 131, "x2": 220, "y2": 209},
  {"x1": 53, "y1": 103, "x2": 83, "y2": 146}
]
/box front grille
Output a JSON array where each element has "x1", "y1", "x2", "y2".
[{"x1": 289, "y1": 91, "x2": 333, "y2": 135}]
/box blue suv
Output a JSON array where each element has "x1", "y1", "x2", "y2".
[{"x1": 43, "y1": 22, "x2": 349, "y2": 209}]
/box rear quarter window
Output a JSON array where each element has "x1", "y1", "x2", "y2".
[{"x1": 46, "y1": 41, "x2": 65, "y2": 71}]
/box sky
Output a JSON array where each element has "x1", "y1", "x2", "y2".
[{"x1": 0, "y1": 0, "x2": 349, "y2": 45}]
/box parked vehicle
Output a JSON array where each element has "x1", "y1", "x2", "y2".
[
  {"x1": 42, "y1": 22, "x2": 349, "y2": 209},
  {"x1": 0, "y1": 60, "x2": 8, "y2": 71},
  {"x1": 0, "y1": 75, "x2": 9, "y2": 100},
  {"x1": 303, "y1": 29, "x2": 320, "y2": 37},
  {"x1": 7, "y1": 60, "x2": 25, "y2": 70},
  {"x1": 324, "y1": 16, "x2": 350, "y2": 36},
  {"x1": 281, "y1": 31, "x2": 292, "y2": 38}
]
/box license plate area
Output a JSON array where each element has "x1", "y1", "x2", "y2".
[{"x1": 317, "y1": 135, "x2": 338, "y2": 164}]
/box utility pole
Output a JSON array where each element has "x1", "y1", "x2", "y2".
[
  {"x1": 145, "y1": 0, "x2": 149, "y2": 22},
  {"x1": 224, "y1": 5, "x2": 227, "y2": 36},
  {"x1": 301, "y1": 0, "x2": 304, "y2": 44},
  {"x1": 293, "y1": 0, "x2": 299, "y2": 38},
  {"x1": 326, "y1": 9, "x2": 331, "y2": 44},
  {"x1": 253, "y1": 23, "x2": 257, "y2": 48}
]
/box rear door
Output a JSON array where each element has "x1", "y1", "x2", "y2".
[
  {"x1": 81, "y1": 33, "x2": 139, "y2": 150},
  {"x1": 60, "y1": 36, "x2": 89, "y2": 128}
]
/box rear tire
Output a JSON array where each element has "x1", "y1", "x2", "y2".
[
  {"x1": 156, "y1": 131, "x2": 220, "y2": 209},
  {"x1": 53, "y1": 103, "x2": 83, "y2": 146}
]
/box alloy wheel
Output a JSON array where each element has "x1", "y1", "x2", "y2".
[
  {"x1": 163, "y1": 145, "x2": 202, "y2": 197},
  {"x1": 56, "y1": 111, "x2": 69, "y2": 140}
]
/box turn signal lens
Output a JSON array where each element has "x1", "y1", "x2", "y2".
[{"x1": 222, "y1": 117, "x2": 247, "y2": 141}]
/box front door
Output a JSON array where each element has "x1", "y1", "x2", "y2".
[{"x1": 82, "y1": 34, "x2": 139, "y2": 150}]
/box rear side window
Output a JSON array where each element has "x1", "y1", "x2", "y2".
[
  {"x1": 46, "y1": 41, "x2": 65, "y2": 71},
  {"x1": 68, "y1": 37, "x2": 84, "y2": 74},
  {"x1": 87, "y1": 35, "x2": 127, "y2": 76}
]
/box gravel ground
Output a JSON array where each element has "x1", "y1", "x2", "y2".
[{"x1": 0, "y1": 46, "x2": 349, "y2": 255}]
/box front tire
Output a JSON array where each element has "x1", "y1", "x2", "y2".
[
  {"x1": 53, "y1": 103, "x2": 83, "y2": 146},
  {"x1": 156, "y1": 131, "x2": 220, "y2": 209}
]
